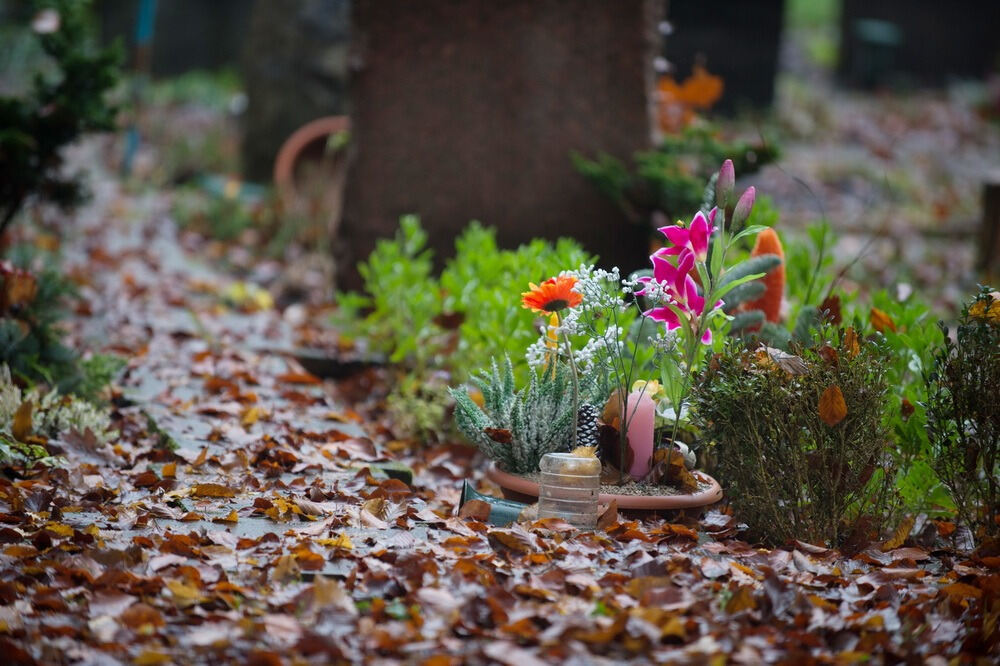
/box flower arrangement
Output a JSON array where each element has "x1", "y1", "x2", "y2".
[{"x1": 453, "y1": 161, "x2": 780, "y2": 491}]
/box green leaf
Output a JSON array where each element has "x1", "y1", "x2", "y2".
[
  {"x1": 721, "y1": 280, "x2": 765, "y2": 312},
  {"x1": 713, "y1": 272, "x2": 766, "y2": 304},
  {"x1": 729, "y1": 310, "x2": 765, "y2": 333},
  {"x1": 730, "y1": 224, "x2": 769, "y2": 244},
  {"x1": 717, "y1": 254, "x2": 780, "y2": 291}
]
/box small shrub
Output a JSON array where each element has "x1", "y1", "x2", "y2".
[
  {"x1": 0, "y1": 365, "x2": 117, "y2": 446},
  {"x1": 335, "y1": 218, "x2": 594, "y2": 384},
  {"x1": 0, "y1": 259, "x2": 79, "y2": 389},
  {"x1": 0, "y1": 0, "x2": 121, "y2": 235},
  {"x1": 385, "y1": 373, "x2": 458, "y2": 444},
  {"x1": 573, "y1": 126, "x2": 778, "y2": 231},
  {"x1": 693, "y1": 332, "x2": 895, "y2": 546},
  {"x1": 926, "y1": 288, "x2": 1000, "y2": 537}
]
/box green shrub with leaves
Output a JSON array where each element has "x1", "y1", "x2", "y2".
[
  {"x1": 336, "y1": 217, "x2": 593, "y2": 384},
  {"x1": 0, "y1": 258, "x2": 80, "y2": 389},
  {"x1": 334, "y1": 215, "x2": 442, "y2": 373},
  {"x1": 573, "y1": 126, "x2": 778, "y2": 231},
  {"x1": 926, "y1": 288, "x2": 1000, "y2": 537},
  {"x1": 451, "y1": 357, "x2": 607, "y2": 474},
  {"x1": 0, "y1": 0, "x2": 121, "y2": 235},
  {"x1": 439, "y1": 223, "x2": 593, "y2": 384},
  {"x1": 693, "y1": 332, "x2": 895, "y2": 547}
]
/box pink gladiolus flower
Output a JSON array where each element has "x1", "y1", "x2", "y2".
[
  {"x1": 636, "y1": 247, "x2": 721, "y2": 344},
  {"x1": 655, "y1": 208, "x2": 716, "y2": 262}
]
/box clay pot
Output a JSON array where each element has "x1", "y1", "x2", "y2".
[
  {"x1": 486, "y1": 463, "x2": 722, "y2": 512},
  {"x1": 272, "y1": 115, "x2": 350, "y2": 236}
]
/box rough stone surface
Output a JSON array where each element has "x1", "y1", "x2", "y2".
[
  {"x1": 241, "y1": 0, "x2": 350, "y2": 181},
  {"x1": 337, "y1": 0, "x2": 661, "y2": 289}
]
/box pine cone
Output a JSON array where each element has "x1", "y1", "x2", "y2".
[{"x1": 576, "y1": 403, "x2": 599, "y2": 448}]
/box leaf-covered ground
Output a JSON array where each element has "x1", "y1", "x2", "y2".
[{"x1": 1, "y1": 146, "x2": 998, "y2": 665}]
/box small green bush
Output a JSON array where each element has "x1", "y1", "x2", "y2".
[
  {"x1": 336, "y1": 217, "x2": 594, "y2": 385},
  {"x1": 926, "y1": 288, "x2": 1000, "y2": 537},
  {"x1": 0, "y1": 0, "x2": 121, "y2": 235},
  {"x1": 693, "y1": 333, "x2": 895, "y2": 546},
  {"x1": 0, "y1": 258, "x2": 79, "y2": 389},
  {"x1": 573, "y1": 126, "x2": 778, "y2": 230}
]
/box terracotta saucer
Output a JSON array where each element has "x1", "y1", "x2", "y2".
[{"x1": 485, "y1": 463, "x2": 723, "y2": 510}]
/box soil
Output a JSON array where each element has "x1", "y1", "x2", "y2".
[{"x1": 518, "y1": 471, "x2": 714, "y2": 496}]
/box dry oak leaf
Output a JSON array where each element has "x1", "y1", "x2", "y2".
[
  {"x1": 819, "y1": 385, "x2": 847, "y2": 426},
  {"x1": 725, "y1": 585, "x2": 758, "y2": 613},
  {"x1": 488, "y1": 529, "x2": 534, "y2": 555},
  {"x1": 484, "y1": 428, "x2": 512, "y2": 444},
  {"x1": 276, "y1": 371, "x2": 321, "y2": 385},
  {"x1": 458, "y1": 499, "x2": 492, "y2": 522}
]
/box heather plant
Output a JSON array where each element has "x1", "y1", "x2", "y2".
[
  {"x1": 451, "y1": 358, "x2": 606, "y2": 474},
  {"x1": 926, "y1": 288, "x2": 1000, "y2": 537},
  {"x1": 693, "y1": 331, "x2": 895, "y2": 547}
]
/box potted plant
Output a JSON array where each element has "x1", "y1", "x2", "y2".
[{"x1": 452, "y1": 161, "x2": 779, "y2": 512}]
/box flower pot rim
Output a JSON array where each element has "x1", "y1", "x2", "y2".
[
  {"x1": 485, "y1": 462, "x2": 723, "y2": 510},
  {"x1": 272, "y1": 115, "x2": 351, "y2": 196}
]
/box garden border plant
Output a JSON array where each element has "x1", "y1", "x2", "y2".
[
  {"x1": 926, "y1": 287, "x2": 999, "y2": 539},
  {"x1": 692, "y1": 329, "x2": 896, "y2": 547}
]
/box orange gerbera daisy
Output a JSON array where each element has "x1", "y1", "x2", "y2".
[{"x1": 521, "y1": 275, "x2": 583, "y2": 313}]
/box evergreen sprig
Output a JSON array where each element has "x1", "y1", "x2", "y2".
[{"x1": 0, "y1": 0, "x2": 122, "y2": 235}]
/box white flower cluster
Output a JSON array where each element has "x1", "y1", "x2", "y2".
[
  {"x1": 650, "y1": 329, "x2": 680, "y2": 354},
  {"x1": 564, "y1": 264, "x2": 623, "y2": 310},
  {"x1": 575, "y1": 324, "x2": 624, "y2": 372},
  {"x1": 525, "y1": 332, "x2": 557, "y2": 370}
]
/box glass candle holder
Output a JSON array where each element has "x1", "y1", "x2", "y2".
[{"x1": 537, "y1": 452, "x2": 601, "y2": 528}]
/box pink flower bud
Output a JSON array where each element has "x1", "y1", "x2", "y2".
[
  {"x1": 732, "y1": 186, "x2": 756, "y2": 227},
  {"x1": 716, "y1": 159, "x2": 735, "y2": 208}
]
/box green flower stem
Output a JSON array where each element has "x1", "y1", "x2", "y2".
[{"x1": 556, "y1": 311, "x2": 579, "y2": 449}]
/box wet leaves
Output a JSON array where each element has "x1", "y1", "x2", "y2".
[{"x1": 1, "y1": 172, "x2": 994, "y2": 664}]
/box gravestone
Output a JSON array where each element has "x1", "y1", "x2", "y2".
[
  {"x1": 662, "y1": 0, "x2": 785, "y2": 112},
  {"x1": 837, "y1": 0, "x2": 1000, "y2": 88},
  {"x1": 241, "y1": 0, "x2": 350, "y2": 181},
  {"x1": 337, "y1": 0, "x2": 661, "y2": 289},
  {"x1": 97, "y1": 0, "x2": 254, "y2": 77}
]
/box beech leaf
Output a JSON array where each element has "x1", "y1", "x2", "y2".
[{"x1": 818, "y1": 385, "x2": 847, "y2": 426}]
